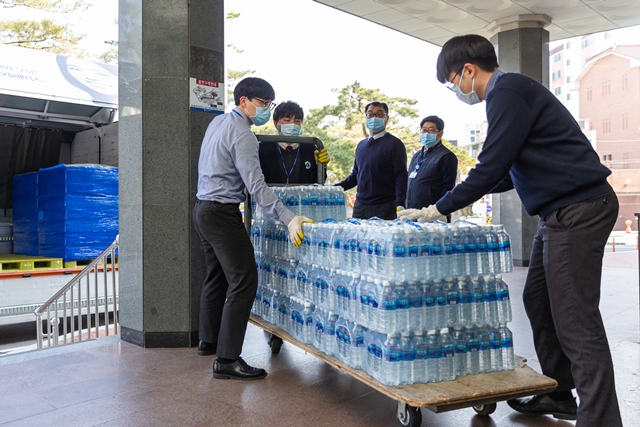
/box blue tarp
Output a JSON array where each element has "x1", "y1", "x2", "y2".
[{"x1": 12, "y1": 172, "x2": 39, "y2": 255}]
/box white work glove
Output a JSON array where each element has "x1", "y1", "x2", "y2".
[
  {"x1": 288, "y1": 215, "x2": 313, "y2": 246},
  {"x1": 397, "y1": 205, "x2": 443, "y2": 222}
]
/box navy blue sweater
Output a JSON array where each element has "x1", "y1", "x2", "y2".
[
  {"x1": 436, "y1": 73, "x2": 611, "y2": 219},
  {"x1": 337, "y1": 132, "x2": 408, "y2": 206},
  {"x1": 406, "y1": 142, "x2": 458, "y2": 209}
]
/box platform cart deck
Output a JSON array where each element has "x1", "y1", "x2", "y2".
[{"x1": 249, "y1": 314, "x2": 557, "y2": 427}]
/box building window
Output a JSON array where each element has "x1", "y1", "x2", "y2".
[
  {"x1": 604, "y1": 31, "x2": 611, "y2": 39},
  {"x1": 552, "y1": 52, "x2": 563, "y2": 63},
  {"x1": 602, "y1": 155, "x2": 607, "y2": 161},
  {"x1": 566, "y1": 76, "x2": 572, "y2": 84},
  {"x1": 566, "y1": 41, "x2": 571, "y2": 49},
  {"x1": 567, "y1": 93, "x2": 572, "y2": 101},
  {"x1": 554, "y1": 87, "x2": 562, "y2": 95},
  {"x1": 602, "y1": 118, "x2": 611, "y2": 134},
  {"x1": 566, "y1": 58, "x2": 571, "y2": 66},
  {"x1": 602, "y1": 80, "x2": 610, "y2": 96},
  {"x1": 581, "y1": 37, "x2": 594, "y2": 49},
  {"x1": 623, "y1": 114, "x2": 628, "y2": 130},
  {"x1": 622, "y1": 74, "x2": 628, "y2": 90}
]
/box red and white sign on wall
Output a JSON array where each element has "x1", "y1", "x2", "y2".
[{"x1": 190, "y1": 77, "x2": 224, "y2": 113}]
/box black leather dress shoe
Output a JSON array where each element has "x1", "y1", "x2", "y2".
[
  {"x1": 197, "y1": 340, "x2": 216, "y2": 356},
  {"x1": 507, "y1": 394, "x2": 577, "y2": 420},
  {"x1": 212, "y1": 357, "x2": 268, "y2": 380}
]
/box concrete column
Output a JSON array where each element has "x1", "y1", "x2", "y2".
[
  {"x1": 488, "y1": 15, "x2": 551, "y2": 266},
  {"x1": 118, "y1": 0, "x2": 224, "y2": 347}
]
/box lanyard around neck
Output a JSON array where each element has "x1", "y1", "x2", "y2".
[{"x1": 277, "y1": 145, "x2": 300, "y2": 185}]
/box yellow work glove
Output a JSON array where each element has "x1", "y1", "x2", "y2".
[
  {"x1": 313, "y1": 148, "x2": 331, "y2": 165},
  {"x1": 397, "y1": 205, "x2": 443, "y2": 222},
  {"x1": 287, "y1": 215, "x2": 313, "y2": 246}
]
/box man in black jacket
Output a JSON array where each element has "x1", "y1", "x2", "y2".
[
  {"x1": 258, "y1": 101, "x2": 329, "y2": 185},
  {"x1": 399, "y1": 35, "x2": 622, "y2": 427},
  {"x1": 406, "y1": 115, "x2": 457, "y2": 222}
]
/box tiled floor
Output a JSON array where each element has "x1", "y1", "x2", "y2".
[{"x1": 1, "y1": 251, "x2": 639, "y2": 427}]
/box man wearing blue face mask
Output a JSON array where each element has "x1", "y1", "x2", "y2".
[
  {"x1": 405, "y1": 115, "x2": 457, "y2": 221},
  {"x1": 336, "y1": 101, "x2": 408, "y2": 220},
  {"x1": 399, "y1": 35, "x2": 622, "y2": 427},
  {"x1": 194, "y1": 78, "x2": 312, "y2": 380},
  {"x1": 259, "y1": 101, "x2": 329, "y2": 184}
]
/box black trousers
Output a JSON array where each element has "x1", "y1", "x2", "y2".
[
  {"x1": 352, "y1": 200, "x2": 396, "y2": 220},
  {"x1": 193, "y1": 200, "x2": 257, "y2": 360},
  {"x1": 523, "y1": 190, "x2": 622, "y2": 427}
]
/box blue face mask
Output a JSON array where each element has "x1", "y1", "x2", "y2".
[
  {"x1": 244, "y1": 100, "x2": 271, "y2": 126},
  {"x1": 453, "y1": 73, "x2": 481, "y2": 105},
  {"x1": 420, "y1": 132, "x2": 438, "y2": 147},
  {"x1": 279, "y1": 123, "x2": 301, "y2": 136},
  {"x1": 366, "y1": 117, "x2": 386, "y2": 132}
]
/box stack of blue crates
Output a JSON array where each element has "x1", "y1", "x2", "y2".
[
  {"x1": 37, "y1": 164, "x2": 119, "y2": 262},
  {"x1": 12, "y1": 172, "x2": 39, "y2": 255}
]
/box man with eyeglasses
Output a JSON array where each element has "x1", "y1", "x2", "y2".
[
  {"x1": 399, "y1": 35, "x2": 622, "y2": 427},
  {"x1": 336, "y1": 101, "x2": 408, "y2": 220},
  {"x1": 258, "y1": 101, "x2": 330, "y2": 185},
  {"x1": 405, "y1": 115, "x2": 457, "y2": 222},
  {"x1": 194, "y1": 77, "x2": 312, "y2": 380}
]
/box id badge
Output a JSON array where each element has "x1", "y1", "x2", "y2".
[{"x1": 409, "y1": 171, "x2": 418, "y2": 179}]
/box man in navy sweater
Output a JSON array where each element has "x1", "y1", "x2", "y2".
[
  {"x1": 399, "y1": 35, "x2": 622, "y2": 427},
  {"x1": 336, "y1": 101, "x2": 408, "y2": 220}
]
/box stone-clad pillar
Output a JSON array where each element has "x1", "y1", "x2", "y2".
[
  {"x1": 488, "y1": 15, "x2": 551, "y2": 266},
  {"x1": 118, "y1": 0, "x2": 224, "y2": 347}
]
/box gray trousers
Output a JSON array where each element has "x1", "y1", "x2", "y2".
[
  {"x1": 523, "y1": 190, "x2": 622, "y2": 427},
  {"x1": 193, "y1": 200, "x2": 257, "y2": 360}
]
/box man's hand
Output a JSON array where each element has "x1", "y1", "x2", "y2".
[
  {"x1": 288, "y1": 216, "x2": 313, "y2": 246},
  {"x1": 314, "y1": 148, "x2": 331, "y2": 165},
  {"x1": 397, "y1": 205, "x2": 443, "y2": 222}
]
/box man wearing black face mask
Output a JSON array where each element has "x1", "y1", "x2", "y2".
[
  {"x1": 405, "y1": 115, "x2": 457, "y2": 222},
  {"x1": 400, "y1": 35, "x2": 621, "y2": 427}
]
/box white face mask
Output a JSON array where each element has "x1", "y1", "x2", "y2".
[{"x1": 453, "y1": 72, "x2": 481, "y2": 105}]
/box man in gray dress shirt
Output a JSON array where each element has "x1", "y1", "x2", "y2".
[{"x1": 194, "y1": 77, "x2": 311, "y2": 380}]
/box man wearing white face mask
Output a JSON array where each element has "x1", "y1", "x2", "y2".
[
  {"x1": 258, "y1": 101, "x2": 329, "y2": 184},
  {"x1": 405, "y1": 115, "x2": 457, "y2": 222},
  {"x1": 194, "y1": 78, "x2": 312, "y2": 380},
  {"x1": 399, "y1": 35, "x2": 622, "y2": 427},
  {"x1": 336, "y1": 101, "x2": 408, "y2": 220}
]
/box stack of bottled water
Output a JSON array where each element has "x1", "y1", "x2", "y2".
[
  {"x1": 251, "y1": 198, "x2": 516, "y2": 386},
  {"x1": 252, "y1": 185, "x2": 347, "y2": 223}
]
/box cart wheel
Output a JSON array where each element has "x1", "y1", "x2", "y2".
[
  {"x1": 397, "y1": 402, "x2": 422, "y2": 427},
  {"x1": 473, "y1": 403, "x2": 497, "y2": 416},
  {"x1": 269, "y1": 335, "x2": 283, "y2": 354}
]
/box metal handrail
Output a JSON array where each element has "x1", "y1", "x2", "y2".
[{"x1": 34, "y1": 235, "x2": 119, "y2": 349}]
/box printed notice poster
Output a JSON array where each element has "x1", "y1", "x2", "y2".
[{"x1": 190, "y1": 78, "x2": 224, "y2": 113}]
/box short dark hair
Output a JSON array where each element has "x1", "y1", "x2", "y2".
[
  {"x1": 364, "y1": 101, "x2": 389, "y2": 115},
  {"x1": 420, "y1": 115, "x2": 445, "y2": 132},
  {"x1": 436, "y1": 35, "x2": 499, "y2": 84},
  {"x1": 233, "y1": 77, "x2": 275, "y2": 105},
  {"x1": 273, "y1": 101, "x2": 304, "y2": 122}
]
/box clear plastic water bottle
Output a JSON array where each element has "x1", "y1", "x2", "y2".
[
  {"x1": 331, "y1": 269, "x2": 345, "y2": 315},
  {"x1": 277, "y1": 293, "x2": 290, "y2": 332},
  {"x1": 390, "y1": 230, "x2": 407, "y2": 281},
  {"x1": 438, "y1": 328, "x2": 456, "y2": 381},
  {"x1": 426, "y1": 329, "x2": 441, "y2": 382},
  {"x1": 352, "y1": 226, "x2": 362, "y2": 273},
  {"x1": 313, "y1": 308, "x2": 326, "y2": 352},
  {"x1": 495, "y1": 274, "x2": 513, "y2": 323},
  {"x1": 469, "y1": 276, "x2": 485, "y2": 326},
  {"x1": 363, "y1": 226, "x2": 377, "y2": 276},
  {"x1": 433, "y1": 279, "x2": 447, "y2": 329},
  {"x1": 412, "y1": 330, "x2": 428, "y2": 384},
  {"x1": 486, "y1": 324, "x2": 503, "y2": 372},
  {"x1": 394, "y1": 281, "x2": 410, "y2": 332},
  {"x1": 314, "y1": 265, "x2": 330, "y2": 310},
  {"x1": 476, "y1": 324, "x2": 492, "y2": 373},
  {"x1": 418, "y1": 227, "x2": 431, "y2": 279},
  {"x1": 483, "y1": 274, "x2": 499, "y2": 325},
  {"x1": 452, "y1": 326, "x2": 467, "y2": 377},
  {"x1": 456, "y1": 278, "x2": 472, "y2": 326},
  {"x1": 425, "y1": 227, "x2": 439, "y2": 279},
  {"x1": 399, "y1": 331, "x2": 416, "y2": 385},
  {"x1": 461, "y1": 225, "x2": 478, "y2": 276},
  {"x1": 405, "y1": 228, "x2": 420, "y2": 281},
  {"x1": 351, "y1": 323, "x2": 366, "y2": 369},
  {"x1": 474, "y1": 225, "x2": 489, "y2": 275},
  {"x1": 253, "y1": 285, "x2": 263, "y2": 316},
  {"x1": 347, "y1": 273, "x2": 360, "y2": 322},
  {"x1": 250, "y1": 219, "x2": 263, "y2": 250},
  {"x1": 450, "y1": 226, "x2": 465, "y2": 277},
  {"x1": 365, "y1": 330, "x2": 384, "y2": 381},
  {"x1": 356, "y1": 275, "x2": 371, "y2": 326},
  {"x1": 499, "y1": 323, "x2": 515, "y2": 370},
  {"x1": 301, "y1": 301, "x2": 314, "y2": 344},
  {"x1": 406, "y1": 280, "x2": 423, "y2": 331},
  {"x1": 329, "y1": 225, "x2": 343, "y2": 269},
  {"x1": 441, "y1": 228, "x2": 454, "y2": 279},
  {"x1": 323, "y1": 311, "x2": 338, "y2": 356},
  {"x1": 485, "y1": 225, "x2": 501, "y2": 274},
  {"x1": 464, "y1": 325, "x2": 480, "y2": 375},
  {"x1": 444, "y1": 277, "x2": 458, "y2": 328},
  {"x1": 495, "y1": 224, "x2": 513, "y2": 273},
  {"x1": 422, "y1": 280, "x2": 436, "y2": 330},
  {"x1": 382, "y1": 333, "x2": 401, "y2": 386},
  {"x1": 262, "y1": 287, "x2": 274, "y2": 323},
  {"x1": 289, "y1": 298, "x2": 303, "y2": 340},
  {"x1": 379, "y1": 280, "x2": 397, "y2": 333}
]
